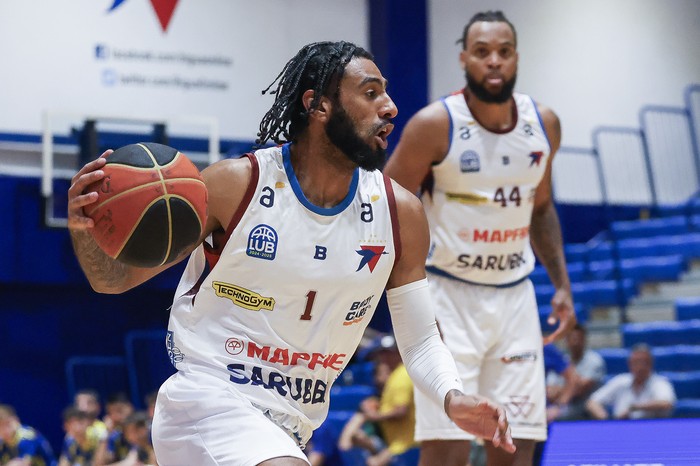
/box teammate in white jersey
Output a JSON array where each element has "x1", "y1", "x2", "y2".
[
  {"x1": 384, "y1": 11, "x2": 576, "y2": 466},
  {"x1": 67, "y1": 41, "x2": 514, "y2": 465}
]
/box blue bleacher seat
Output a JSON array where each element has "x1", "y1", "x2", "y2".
[
  {"x1": 622, "y1": 319, "x2": 700, "y2": 347},
  {"x1": 611, "y1": 215, "x2": 689, "y2": 240},
  {"x1": 124, "y1": 329, "x2": 176, "y2": 408},
  {"x1": 588, "y1": 242, "x2": 614, "y2": 261},
  {"x1": 676, "y1": 297, "x2": 700, "y2": 321},
  {"x1": 653, "y1": 345, "x2": 700, "y2": 372},
  {"x1": 587, "y1": 260, "x2": 617, "y2": 280},
  {"x1": 329, "y1": 384, "x2": 375, "y2": 411},
  {"x1": 539, "y1": 279, "x2": 635, "y2": 308},
  {"x1": 65, "y1": 356, "x2": 129, "y2": 403},
  {"x1": 673, "y1": 398, "x2": 700, "y2": 418},
  {"x1": 619, "y1": 255, "x2": 686, "y2": 284},
  {"x1": 691, "y1": 214, "x2": 700, "y2": 231},
  {"x1": 529, "y1": 266, "x2": 550, "y2": 285},
  {"x1": 530, "y1": 262, "x2": 587, "y2": 286},
  {"x1": 596, "y1": 347, "x2": 629, "y2": 375},
  {"x1": 660, "y1": 371, "x2": 700, "y2": 399},
  {"x1": 565, "y1": 243, "x2": 588, "y2": 263},
  {"x1": 323, "y1": 409, "x2": 355, "y2": 434}
]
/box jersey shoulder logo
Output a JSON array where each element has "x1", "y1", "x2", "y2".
[
  {"x1": 355, "y1": 246, "x2": 387, "y2": 273},
  {"x1": 247, "y1": 224, "x2": 278, "y2": 260},
  {"x1": 528, "y1": 151, "x2": 544, "y2": 167},
  {"x1": 460, "y1": 150, "x2": 480, "y2": 172}
]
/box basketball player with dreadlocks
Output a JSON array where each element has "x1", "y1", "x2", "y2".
[{"x1": 67, "y1": 41, "x2": 515, "y2": 465}]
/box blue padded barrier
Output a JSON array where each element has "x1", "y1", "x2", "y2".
[
  {"x1": 660, "y1": 371, "x2": 700, "y2": 399},
  {"x1": 676, "y1": 297, "x2": 700, "y2": 321},
  {"x1": 610, "y1": 216, "x2": 689, "y2": 240},
  {"x1": 622, "y1": 319, "x2": 700, "y2": 347},
  {"x1": 65, "y1": 356, "x2": 129, "y2": 403},
  {"x1": 619, "y1": 255, "x2": 686, "y2": 284},
  {"x1": 124, "y1": 329, "x2": 176, "y2": 409},
  {"x1": 329, "y1": 384, "x2": 376, "y2": 412},
  {"x1": 596, "y1": 348, "x2": 629, "y2": 376},
  {"x1": 653, "y1": 345, "x2": 700, "y2": 372}
]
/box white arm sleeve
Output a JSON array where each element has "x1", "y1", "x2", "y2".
[{"x1": 386, "y1": 278, "x2": 463, "y2": 410}]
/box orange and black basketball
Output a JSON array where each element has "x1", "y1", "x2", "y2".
[{"x1": 85, "y1": 142, "x2": 208, "y2": 268}]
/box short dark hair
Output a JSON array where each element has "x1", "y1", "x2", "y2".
[
  {"x1": 458, "y1": 10, "x2": 517, "y2": 49},
  {"x1": 62, "y1": 406, "x2": 89, "y2": 422},
  {"x1": 256, "y1": 41, "x2": 373, "y2": 147},
  {"x1": 123, "y1": 411, "x2": 150, "y2": 429}
]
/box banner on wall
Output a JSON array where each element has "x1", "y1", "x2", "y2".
[{"x1": 0, "y1": 0, "x2": 368, "y2": 142}]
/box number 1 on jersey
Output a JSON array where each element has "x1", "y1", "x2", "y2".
[{"x1": 300, "y1": 290, "x2": 317, "y2": 321}]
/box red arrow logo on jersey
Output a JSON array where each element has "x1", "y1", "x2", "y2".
[{"x1": 356, "y1": 246, "x2": 387, "y2": 273}]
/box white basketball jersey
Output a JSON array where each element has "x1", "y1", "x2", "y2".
[
  {"x1": 166, "y1": 144, "x2": 399, "y2": 430},
  {"x1": 424, "y1": 91, "x2": 550, "y2": 285}
]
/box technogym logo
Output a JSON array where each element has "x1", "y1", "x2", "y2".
[
  {"x1": 212, "y1": 282, "x2": 276, "y2": 312},
  {"x1": 107, "y1": 0, "x2": 180, "y2": 32}
]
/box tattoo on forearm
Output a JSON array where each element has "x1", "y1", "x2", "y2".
[{"x1": 70, "y1": 230, "x2": 127, "y2": 289}]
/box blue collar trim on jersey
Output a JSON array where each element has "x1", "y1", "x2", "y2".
[{"x1": 282, "y1": 143, "x2": 359, "y2": 216}]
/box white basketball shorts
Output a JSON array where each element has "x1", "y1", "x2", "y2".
[
  {"x1": 152, "y1": 371, "x2": 310, "y2": 466},
  {"x1": 414, "y1": 273, "x2": 547, "y2": 442}
]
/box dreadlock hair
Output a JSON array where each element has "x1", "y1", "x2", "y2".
[
  {"x1": 457, "y1": 10, "x2": 517, "y2": 49},
  {"x1": 256, "y1": 41, "x2": 373, "y2": 147}
]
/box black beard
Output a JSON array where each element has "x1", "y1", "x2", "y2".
[
  {"x1": 466, "y1": 70, "x2": 517, "y2": 103},
  {"x1": 325, "y1": 105, "x2": 387, "y2": 171}
]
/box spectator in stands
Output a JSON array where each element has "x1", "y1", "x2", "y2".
[
  {"x1": 120, "y1": 411, "x2": 157, "y2": 466},
  {"x1": 94, "y1": 392, "x2": 134, "y2": 465},
  {"x1": 102, "y1": 392, "x2": 134, "y2": 435},
  {"x1": 143, "y1": 392, "x2": 157, "y2": 423},
  {"x1": 543, "y1": 344, "x2": 578, "y2": 423},
  {"x1": 0, "y1": 404, "x2": 55, "y2": 466},
  {"x1": 59, "y1": 406, "x2": 104, "y2": 466},
  {"x1": 586, "y1": 343, "x2": 676, "y2": 419},
  {"x1": 306, "y1": 420, "x2": 345, "y2": 466},
  {"x1": 561, "y1": 324, "x2": 606, "y2": 419},
  {"x1": 339, "y1": 334, "x2": 418, "y2": 466},
  {"x1": 74, "y1": 389, "x2": 109, "y2": 443}
]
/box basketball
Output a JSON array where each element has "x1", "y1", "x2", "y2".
[{"x1": 85, "y1": 142, "x2": 208, "y2": 268}]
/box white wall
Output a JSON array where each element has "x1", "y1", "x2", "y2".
[
  {"x1": 0, "y1": 0, "x2": 368, "y2": 141},
  {"x1": 428, "y1": 0, "x2": 700, "y2": 147}
]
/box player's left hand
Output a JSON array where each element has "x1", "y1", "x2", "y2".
[
  {"x1": 543, "y1": 287, "x2": 577, "y2": 344},
  {"x1": 445, "y1": 390, "x2": 516, "y2": 453}
]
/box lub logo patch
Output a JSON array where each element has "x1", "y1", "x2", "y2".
[
  {"x1": 460, "y1": 150, "x2": 480, "y2": 172},
  {"x1": 356, "y1": 246, "x2": 387, "y2": 273},
  {"x1": 107, "y1": 0, "x2": 180, "y2": 32},
  {"x1": 213, "y1": 282, "x2": 275, "y2": 312},
  {"x1": 247, "y1": 224, "x2": 278, "y2": 260}
]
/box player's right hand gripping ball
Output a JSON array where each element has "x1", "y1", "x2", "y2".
[{"x1": 85, "y1": 142, "x2": 208, "y2": 267}]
